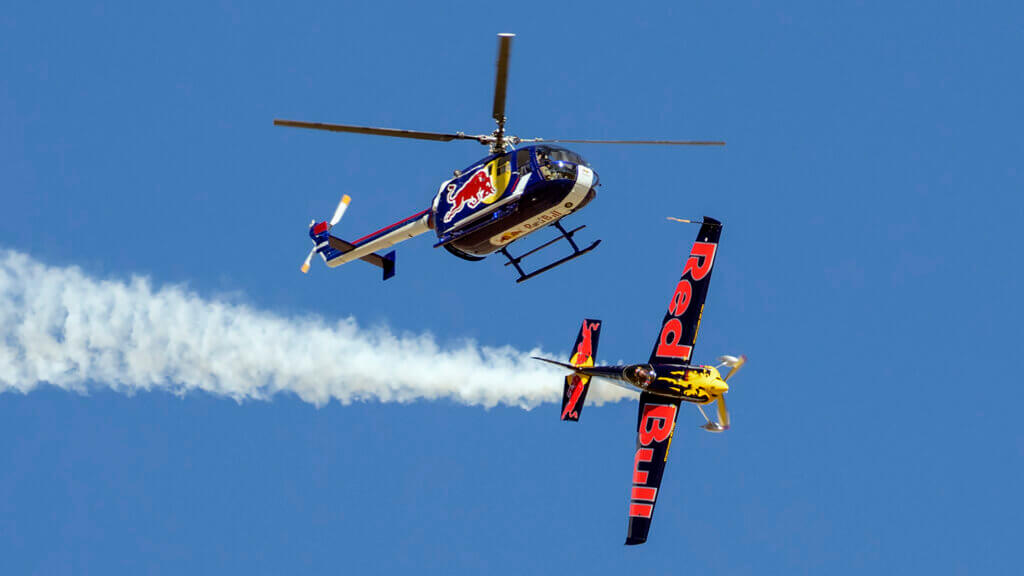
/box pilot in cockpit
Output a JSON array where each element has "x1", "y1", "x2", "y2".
[{"x1": 537, "y1": 150, "x2": 554, "y2": 180}]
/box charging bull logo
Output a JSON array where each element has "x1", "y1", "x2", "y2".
[
  {"x1": 570, "y1": 321, "x2": 600, "y2": 367},
  {"x1": 443, "y1": 166, "x2": 500, "y2": 223},
  {"x1": 562, "y1": 321, "x2": 601, "y2": 420},
  {"x1": 562, "y1": 374, "x2": 587, "y2": 420}
]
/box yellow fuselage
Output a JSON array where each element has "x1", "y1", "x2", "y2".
[{"x1": 649, "y1": 365, "x2": 728, "y2": 404}]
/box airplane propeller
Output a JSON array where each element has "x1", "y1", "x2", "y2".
[
  {"x1": 701, "y1": 394, "x2": 732, "y2": 433},
  {"x1": 716, "y1": 394, "x2": 730, "y2": 428},
  {"x1": 718, "y1": 354, "x2": 747, "y2": 381},
  {"x1": 700, "y1": 354, "x2": 746, "y2": 432},
  {"x1": 301, "y1": 194, "x2": 351, "y2": 274}
]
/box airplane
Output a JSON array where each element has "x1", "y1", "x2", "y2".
[
  {"x1": 534, "y1": 216, "x2": 747, "y2": 545},
  {"x1": 277, "y1": 33, "x2": 724, "y2": 283}
]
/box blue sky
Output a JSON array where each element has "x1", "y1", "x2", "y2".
[{"x1": 2, "y1": 1, "x2": 1022, "y2": 574}]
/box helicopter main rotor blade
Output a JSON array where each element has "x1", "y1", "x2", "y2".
[
  {"x1": 492, "y1": 33, "x2": 514, "y2": 147},
  {"x1": 273, "y1": 119, "x2": 486, "y2": 143},
  {"x1": 523, "y1": 137, "x2": 726, "y2": 146}
]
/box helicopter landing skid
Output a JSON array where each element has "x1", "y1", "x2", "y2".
[{"x1": 500, "y1": 221, "x2": 601, "y2": 283}]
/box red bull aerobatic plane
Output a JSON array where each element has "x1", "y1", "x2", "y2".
[
  {"x1": 535, "y1": 217, "x2": 747, "y2": 544},
  {"x1": 279, "y1": 33, "x2": 724, "y2": 283}
]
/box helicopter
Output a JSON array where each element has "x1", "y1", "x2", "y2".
[
  {"x1": 277, "y1": 33, "x2": 724, "y2": 283},
  {"x1": 535, "y1": 217, "x2": 747, "y2": 544}
]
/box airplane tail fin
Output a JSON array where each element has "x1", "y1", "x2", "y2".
[{"x1": 560, "y1": 319, "x2": 602, "y2": 422}]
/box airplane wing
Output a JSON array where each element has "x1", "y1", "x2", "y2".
[
  {"x1": 625, "y1": 391, "x2": 683, "y2": 545},
  {"x1": 649, "y1": 217, "x2": 723, "y2": 364}
]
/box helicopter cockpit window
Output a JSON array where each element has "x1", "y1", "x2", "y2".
[
  {"x1": 516, "y1": 149, "x2": 531, "y2": 175},
  {"x1": 489, "y1": 156, "x2": 512, "y2": 193},
  {"x1": 536, "y1": 146, "x2": 582, "y2": 181},
  {"x1": 540, "y1": 160, "x2": 576, "y2": 181},
  {"x1": 495, "y1": 156, "x2": 511, "y2": 178},
  {"x1": 536, "y1": 146, "x2": 589, "y2": 166},
  {"x1": 550, "y1": 148, "x2": 589, "y2": 167}
]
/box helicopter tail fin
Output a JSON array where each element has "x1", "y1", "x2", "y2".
[{"x1": 561, "y1": 319, "x2": 602, "y2": 421}]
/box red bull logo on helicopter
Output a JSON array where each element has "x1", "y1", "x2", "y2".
[{"x1": 442, "y1": 166, "x2": 502, "y2": 224}]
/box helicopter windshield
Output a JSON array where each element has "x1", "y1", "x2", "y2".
[
  {"x1": 536, "y1": 146, "x2": 588, "y2": 166},
  {"x1": 536, "y1": 146, "x2": 588, "y2": 181}
]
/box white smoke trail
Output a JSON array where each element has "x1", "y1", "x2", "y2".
[{"x1": 0, "y1": 249, "x2": 633, "y2": 409}]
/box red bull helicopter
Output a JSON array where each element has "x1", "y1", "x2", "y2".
[
  {"x1": 535, "y1": 217, "x2": 747, "y2": 545},
  {"x1": 277, "y1": 33, "x2": 724, "y2": 283}
]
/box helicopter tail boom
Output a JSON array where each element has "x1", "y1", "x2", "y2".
[
  {"x1": 322, "y1": 235, "x2": 396, "y2": 280},
  {"x1": 311, "y1": 209, "x2": 432, "y2": 280}
]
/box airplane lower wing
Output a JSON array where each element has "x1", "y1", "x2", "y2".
[{"x1": 626, "y1": 391, "x2": 683, "y2": 545}]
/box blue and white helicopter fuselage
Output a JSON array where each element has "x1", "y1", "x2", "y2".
[{"x1": 307, "y1": 145, "x2": 600, "y2": 282}]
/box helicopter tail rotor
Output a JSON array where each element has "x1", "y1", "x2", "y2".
[
  {"x1": 300, "y1": 243, "x2": 316, "y2": 274},
  {"x1": 301, "y1": 194, "x2": 351, "y2": 274}
]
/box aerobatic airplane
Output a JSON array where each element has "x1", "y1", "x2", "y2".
[{"x1": 535, "y1": 217, "x2": 746, "y2": 544}]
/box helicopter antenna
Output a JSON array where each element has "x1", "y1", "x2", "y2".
[{"x1": 490, "y1": 33, "x2": 514, "y2": 154}]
